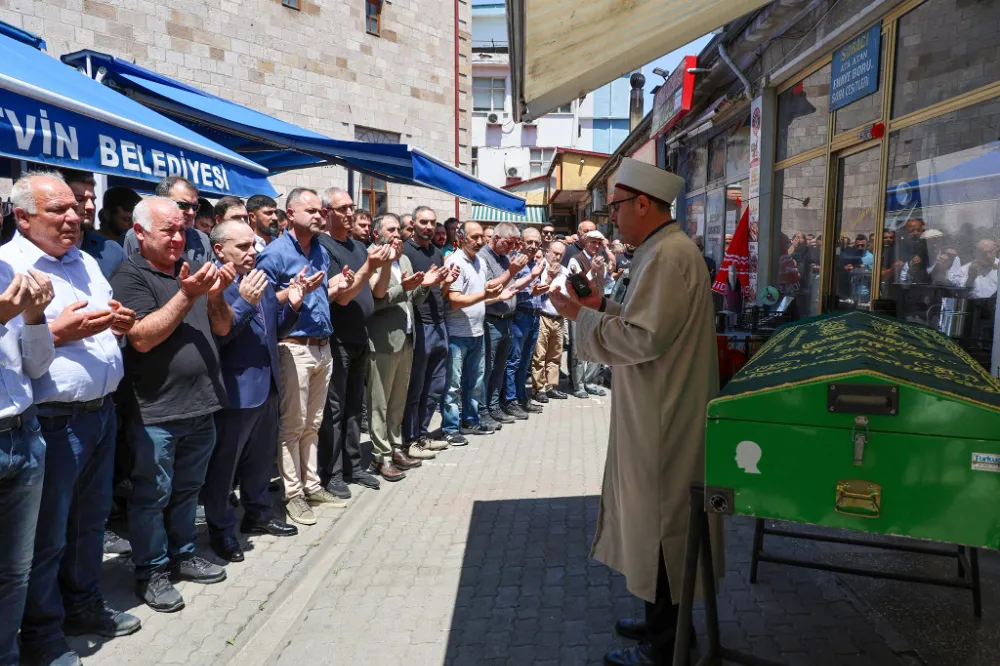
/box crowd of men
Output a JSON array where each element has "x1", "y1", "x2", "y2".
[{"x1": 0, "y1": 169, "x2": 616, "y2": 666}]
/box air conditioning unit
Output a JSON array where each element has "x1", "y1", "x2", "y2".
[
  {"x1": 487, "y1": 113, "x2": 501, "y2": 124},
  {"x1": 507, "y1": 166, "x2": 520, "y2": 178}
]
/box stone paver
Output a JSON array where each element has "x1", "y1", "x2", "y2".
[{"x1": 76, "y1": 393, "x2": 983, "y2": 665}]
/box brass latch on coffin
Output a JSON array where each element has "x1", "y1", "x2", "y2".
[{"x1": 835, "y1": 479, "x2": 881, "y2": 519}]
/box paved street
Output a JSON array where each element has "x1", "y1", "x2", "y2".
[{"x1": 71, "y1": 394, "x2": 997, "y2": 666}]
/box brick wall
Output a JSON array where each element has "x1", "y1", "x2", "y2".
[{"x1": 1, "y1": 0, "x2": 472, "y2": 221}]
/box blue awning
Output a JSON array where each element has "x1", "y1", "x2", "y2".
[
  {"x1": 62, "y1": 50, "x2": 527, "y2": 215},
  {"x1": 886, "y1": 141, "x2": 1000, "y2": 215},
  {"x1": 0, "y1": 25, "x2": 274, "y2": 198}
]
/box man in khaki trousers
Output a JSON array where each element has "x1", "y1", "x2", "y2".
[
  {"x1": 367, "y1": 214, "x2": 447, "y2": 481},
  {"x1": 531, "y1": 240, "x2": 569, "y2": 401}
]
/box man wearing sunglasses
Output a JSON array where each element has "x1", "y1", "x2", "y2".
[
  {"x1": 540, "y1": 225, "x2": 557, "y2": 251},
  {"x1": 122, "y1": 177, "x2": 213, "y2": 266}
]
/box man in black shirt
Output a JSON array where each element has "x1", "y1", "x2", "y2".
[
  {"x1": 402, "y1": 206, "x2": 460, "y2": 456},
  {"x1": 110, "y1": 196, "x2": 235, "y2": 613},
  {"x1": 316, "y1": 188, "x2": 393, "y2": 499}
]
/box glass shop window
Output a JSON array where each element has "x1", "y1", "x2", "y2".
[
  {"x1": 892, "y1": 0, "x2": 1000, "y2": 119},
  {"x1": 685, "y1": 194, "x2": 706, "y2": 239},
  {"x1": 834, "y1": 40, "x2": 887, "y2": 134},
  {"x1": 725, "y1": 179, "x2": 749, "y2": 244},
  {"x1": 685, "y1": 144, "x2": 707, "y2": 193},
  {"x1": 776, "y1": 64, "x2": 831, "y2": 163},
  {"x1": 726, "y1": 117, "x2": 751, "y2": 179},
  {"x1": 771, "y1": 155, "x2": 827, "y2": 320},
  {"x1": 705, "y1": 188, "x2": 726, "y2": 267},
  {"x1": 880, "y1": 97, "x2": 1000, "y2": 368},
  {"x1": 708, "y1": 133, "x2": 727, "y2": 183}
]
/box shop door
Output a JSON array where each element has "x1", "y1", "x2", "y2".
[{"x1": 827, "y1": 145, "x2": 882, "y2": 311}]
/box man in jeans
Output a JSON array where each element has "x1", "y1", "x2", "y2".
[
  {"x1": 316, "y1": 188, "x2": 394, "y2": 499},
  {"x1": 478, "y1": 223, "x2": 532, "y2": 426},
  {"x1": 256, "y1": 188, "x2": 349, "y2": 526},
  {"x1": 0, "y1": 260, "x2": 55, "y2": 666},
  {"x1": 441, "y1": 222, "x2": 505, "y2": 446},
  {"x1": 1, "y1": 173, "x2": 141, "y2": 666},
  {"x1": 402, "y1": 206, "x2": 458, "y2": 458},
  {"x1": 503, "y1": 227, "x2": 549, "y2": 415},
  {"x1": 111, "y1": 197, "x2": 236, "y2": 613}
]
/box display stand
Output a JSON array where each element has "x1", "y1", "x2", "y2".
[
  {"x1": 749, "y1": 519, "x2": 982, "y2": 617},
  {"x1": 673, "y1": 483, "x2": 784, "y2": 666}
]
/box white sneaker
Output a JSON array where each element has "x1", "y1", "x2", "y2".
[{"x1": 285, "y1": 496, "x2": 317, "y2": 525}]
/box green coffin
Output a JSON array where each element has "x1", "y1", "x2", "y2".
[{"x1": 705, "y1": 311, "x2": 1000, "y2": 548}]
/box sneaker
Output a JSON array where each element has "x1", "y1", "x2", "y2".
[
  {"x1": 351, "y1": 469, "x2": 381, "y2": 490},
  {"x1": 480, "y1": 414, "x2": 504, "y2": 431},
  {"x1": 325, "y1": 477, "x2": 352, "y2": 499},
  {"x1": 444, "y1": 432, "x2": 469, "y2": 446},
  {"x1": 502, "y1": 403, "x2": 529, "y2": 420},
  {"x1": 460, "y1": 423, "x2": 494, "y2": 436},
  {"x1": 489, "y1": 409, "x2": 516, "y2": 424},
  {"x1": 521, "y1": 401, "x2": 544, "y2": 414},
  {"x1": 103, "y1": 529, "x2": 132, "y2": 556},
  {"x1": 170, "y1": 555, "x2": 227, "y2": 584},
  {"x1": 285, "y1": 496, "x2": 317, "y2": 525},
  {"x1": 136, "y1": 570, "x2": 184, "y2": 613},
  {"x1": 407, "y1": 441, "x2": 438, "y2": 459},
  {"x1": 422, "y1": 435, "x2": 450, "y2": 452},
  {"x1": 572, "y1": 389, "x2": 590, "y2": 399},
  {"x1": 20, "y1": 640, "x2": 81, "y2": 666},
  {"x1": 64, "y1": 601, "x2": 142, "y2": 638},
  {"x1": 586, "y1": 384, "x2": 607, "y2": 396},
  {"x1": 532, "y1": 391, "x2": 549, "y2": 404},
  {"x1": 546, "y1": 388, "x2": 569, "y2": 399},
  {"x1": 306, "y1": 488, "x2": 348, "y2": 508}
]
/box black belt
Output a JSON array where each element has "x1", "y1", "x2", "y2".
[
  {"x1": 516, "y1": 306, "x2": 542, "y2": 315},
  {"x1": 37, "y1": 396, "x2": 108, "y2": 418},
  {"x1": 0, "y1": 405, "x2": 36, "y2": 434},
  {"x1": 540, "y1": 311, "x2": 561, "y2": 320},
  {"x1": 486, "y1": 312, "x2": 514, "y2": 321}
]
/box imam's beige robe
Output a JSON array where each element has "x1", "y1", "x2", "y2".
[{"x1": 576, "y1": 222, "x2": 722, "y2": 604}]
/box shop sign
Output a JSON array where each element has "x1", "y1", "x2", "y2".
[
  {"x1": 0, "y1": 87, "x2": 262, "y2": 196},
  {"x1": 830, "y1": 23, "x2": 881, "y2": 112},
  {"x1": 651, "y1": 56, "x2": 697, "y2": 138}
]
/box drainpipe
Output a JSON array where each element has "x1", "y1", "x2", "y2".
[
  {"x1": 453, "y1": 0, "x2": 461, "y2": 219},
  {"x1": 718, "y1": 43, "x2": 753, "y2": 101}
]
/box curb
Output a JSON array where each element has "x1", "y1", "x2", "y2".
[{"x1": 221, "y1": 483, "x2": 393, "y2": 666}]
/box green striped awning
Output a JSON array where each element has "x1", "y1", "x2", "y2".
[{"x1": 470, "y1": 204, "x2": 548, "y2": 225}]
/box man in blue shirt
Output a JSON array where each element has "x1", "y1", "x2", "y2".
[
  {"x1": 504, "y1": 228, "x2": 547, "y2": 415},
  {"x1": 255, "y1": 188, "x2": 351, "y2": 526},
  {"x1": 62, "y1": 171, "x2": 126, "y2": 281}
]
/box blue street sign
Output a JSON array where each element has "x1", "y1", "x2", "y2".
[{"x1": 830, "y1": 23, "x2": 881, "y2": 112}]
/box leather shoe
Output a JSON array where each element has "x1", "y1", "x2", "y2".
[
  {"x1": 615, "y1": 618, "x2": 650, "y2": 641},
  {"x1": 392, "y1": 447, "x2": 422, "y2": 470},
  {"x1": 603, "y1": 642, "x2": 658, "y2": 666},
  {"x1": 210, "y1": 535, "x2": 244, "y2": 562},
  {"x1": 241, "y1": 517, "x2": 299, "y2": 537},
  {"x1": 373, "y1": 460, "x2": 405, "y2": 482}
]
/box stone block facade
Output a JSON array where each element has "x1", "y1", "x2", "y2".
[{"x1": 1, "y1": 0, "x2": 472, "y2": 220}]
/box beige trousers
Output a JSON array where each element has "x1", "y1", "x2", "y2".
[
  {"x1": 367, "y1": 340, "x2": 413, "y2": 465},
  {"x1": 532, "y1": 314, "x2": 563, "y2": 393},
  {"x1": 277, "y1": 341, "x2": 333, "y2": 499}
]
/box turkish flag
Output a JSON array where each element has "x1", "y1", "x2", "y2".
[{"x1": 712, "y1": 205, "x2": 751, "y2": 300}]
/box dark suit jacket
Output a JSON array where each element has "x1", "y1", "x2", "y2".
[{"x1": 216, "y1": 279, "x2": 299, "y2": 410}]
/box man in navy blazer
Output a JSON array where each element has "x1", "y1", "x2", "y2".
[{"x1": 203, "y1": 221, "x2": 307, "y2": 562}]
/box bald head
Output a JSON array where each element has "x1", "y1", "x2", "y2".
[{"x1": 577, "y1": 220, "x2": 596, "y2": 236}]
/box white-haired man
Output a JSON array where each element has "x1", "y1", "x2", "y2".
[
  {"x1": 110, "y1": 196, "x2": 236, "y2": 613},
  {"x1": 0, "y1": 172, "x2": 141, "y2": 666}
]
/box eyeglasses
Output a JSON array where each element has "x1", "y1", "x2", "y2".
[
  {"x1": 607, "y1": 195, "x2": 640, "y2": 209},
  {"x1": 332, "y1": 204, "x2": 355, "y2": 214},
  {"x1": 173, "y1": 200, "x2": 198, "y2": 212}
]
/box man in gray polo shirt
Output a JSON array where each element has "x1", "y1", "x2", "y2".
[{"x1": 441, "y1": 222, "x2": 504, "y2": 445}]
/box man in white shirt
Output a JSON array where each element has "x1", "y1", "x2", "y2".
[
  {"x1": 0, "y1": 259, "x2": 55, "y2": 666},
  {"x1": 247, "y1": 194, "x2": 281, "y2": 253},
  {"x1": 948, "y1": 239, "x2": 999, "y2": 299},
  {"x1": 0, "y1": 172, "x2": 141, "y2": 666}
]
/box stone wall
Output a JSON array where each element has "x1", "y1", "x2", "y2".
[{"x1": 2, "y1": 0, "x2": 472, "y2": 220}]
